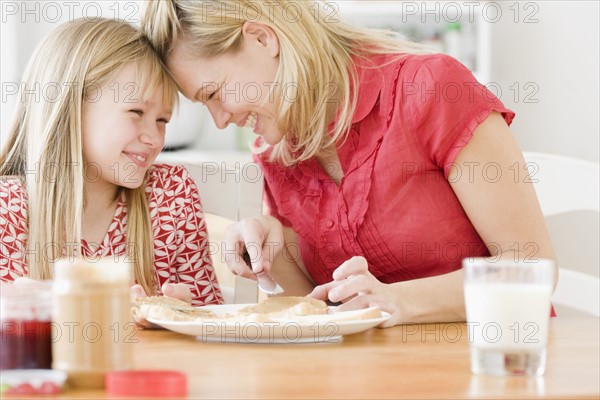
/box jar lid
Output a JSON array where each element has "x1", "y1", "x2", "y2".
[{"x1": 105, "y1": 370, "x2": 187, "y2": 397}]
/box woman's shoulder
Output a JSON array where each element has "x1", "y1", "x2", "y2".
[
  {"x1": 354, "y1": 52, "x2": 476, "y2": 115},
  {"x1": 396, "y1": 52, "x2": 460, "y2": 65},
  {"x1": 396, "y1": 53, "x2": 475, "y2": 82},
  {"x1": 359, "y1": 50, "x2": 452, "y2": 65},
  {"x1": 361, "y1": 52, "x2": 472, "y2": 80}
]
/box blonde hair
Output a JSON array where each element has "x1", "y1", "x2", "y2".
[
  {"x1": 142, "y1": 0, "x2": 428, "y2": 165},
  {"x1": 0, "y1": 18, "x2": 178, "y2": 295}
]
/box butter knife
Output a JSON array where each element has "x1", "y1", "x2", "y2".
[{"x1": 243, "y1": 251, "x2": 284, "y2": 295}]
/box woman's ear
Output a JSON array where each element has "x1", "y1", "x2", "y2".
[{"x1": 242, "y1": 21, "x2": 280, "y2": 58}]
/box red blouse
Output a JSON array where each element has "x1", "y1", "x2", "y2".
[
  {"x1": 0, "y1": 164, "x2": 223, "y2": 306},
  {"x1": 256, "y1": 53, "x2": 515, "y2": 285}
]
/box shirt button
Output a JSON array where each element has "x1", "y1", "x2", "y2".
[{"x1": 324, "y1": 219, "x2": 334, "y2": 229}]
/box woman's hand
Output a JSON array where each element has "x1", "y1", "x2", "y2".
[
  {"x1": 309, "y1": 256, "x2": 399, "y2": 328},
  {"x1": 223, "y1": 215, "x2": 285, "y2": 285},
  {"x1": 130, "y1": 282, "x2": 192, "y2": 328}
]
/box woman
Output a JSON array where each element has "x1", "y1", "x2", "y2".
[{"x1": 141, "y1": 0, "x2": 556, "y2": 326}]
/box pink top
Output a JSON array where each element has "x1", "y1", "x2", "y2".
[
  {"x1": 0, "y1": 164, "x2": 223, "y2": 306},
  {"x1": 256, "y1": 53, "x2": 515, "y2": 285}
]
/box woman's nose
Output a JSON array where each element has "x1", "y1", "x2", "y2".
[{"x1": 206, "y1": 102, "x2": 232, "y2": 130}]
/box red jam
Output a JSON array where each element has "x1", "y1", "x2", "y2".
[
  {"x1": 0, "y1": 280, "x2": 53, "y2": 370},
  {"x1": 0, "y1": 320, "x2": 52, "y2": 370}
]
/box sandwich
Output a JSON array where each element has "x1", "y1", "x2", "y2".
[
  {"x1": 238, "y1": 296, "x2": 328, "y2": 318},
  {"x1": 132, "y1": 296, "x2": 382, "y2": 323},
  {"x1": 132, "y1": 296, "x2": 218, "y2": 322}
]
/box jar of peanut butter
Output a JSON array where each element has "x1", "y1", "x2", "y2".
[{"x1": 52, "y1": 258, "x2": 133, "y2": 389}]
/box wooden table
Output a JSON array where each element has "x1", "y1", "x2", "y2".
[{"x1": 30, "y1": 316, "x2": 600, "y2": 398}]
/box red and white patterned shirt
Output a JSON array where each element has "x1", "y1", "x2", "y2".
[{"x1": 0, "y1": 163, "x2": 223, "y2": 306}]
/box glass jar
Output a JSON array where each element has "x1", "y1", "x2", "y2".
[
  {"x1": 0, "y1": 280, "x2": 53, "y2": 370},
  {"x1": 52, "y1": 258, "x2": 133, "y2": 388}
]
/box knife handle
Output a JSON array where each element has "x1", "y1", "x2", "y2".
[{"x1": 242, "y1": 251, "x2": 252, "y2": 270}]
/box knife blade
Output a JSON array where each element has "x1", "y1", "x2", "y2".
[{"x1": 242, "y1": 251, "x2": 283, "y2": 295}]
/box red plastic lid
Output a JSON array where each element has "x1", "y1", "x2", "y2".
[{"x1": 106, "y1": 370, "x2": 187, "y2": 397}]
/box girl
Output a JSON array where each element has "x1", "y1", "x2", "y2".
[
  {"x1": 0, "y1": 18, "x2": 223, "y2": 306},
  {"x1": 141, "y1": 0, "x2": 556, "y2": 325}
]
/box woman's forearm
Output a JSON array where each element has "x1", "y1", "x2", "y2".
[
  {"x1": 270, "y1": 226, "x2": 315, "y2": 296},
  {"x1": 393, "y1": 269, "x2": 466, "y2": 324}
]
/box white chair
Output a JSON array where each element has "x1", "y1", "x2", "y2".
[
  {"x1": 156, "y1": 151, "x2": 264, "y2": 304},
  {"x1": 523, "y1": 151, "x2": 600, "y2": 316}
]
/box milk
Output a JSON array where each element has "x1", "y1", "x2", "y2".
[
  {"x1": 464, "y1": 283, "x2": 552, "y2": 350},
  {"x1": 463, "y1": 257, "x2": 555, "y2": 376}
]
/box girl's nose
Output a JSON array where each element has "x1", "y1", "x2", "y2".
[{"x1": 140, "y1": 123, "x2": 164, "y2": 148}]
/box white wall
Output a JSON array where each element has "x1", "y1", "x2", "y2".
[
  {"x1": 2, "y1": 1, "x2": 120, "y2": 145},
  {"x1": 488, "y1": 1, "x2": 599, "y2": 163},
  {"x1": 2, "y1": 1, "x2": 599, "y2": 161}
]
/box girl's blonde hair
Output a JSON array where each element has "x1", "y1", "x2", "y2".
[
  {"x1": 0, "y1": 18, "x2": 178, "y2": 295},
  {"x1": 142, "y1": 0, "x2": 428, "y2": 165}
]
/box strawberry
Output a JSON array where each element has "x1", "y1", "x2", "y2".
[
  {"x1": 6, "y1": 382, "x2": 36, "y2": 395},
  {"x1": 39, "y1": 381, "x2": 61, "y2": 395}
]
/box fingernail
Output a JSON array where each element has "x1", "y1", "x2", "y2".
[{"x1": 329, "y1": 290, "x2": 339, "y2": 302}]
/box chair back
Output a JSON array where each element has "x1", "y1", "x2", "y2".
[
  {"x1": 523, "y1": 151, "x2": 599, "y2": 316},
  {"x1": 157, "y1": 152, "x2": 264, "y2": 304}
]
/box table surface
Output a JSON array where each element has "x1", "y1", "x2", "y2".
[{"x1": 14, "y1": 316, "x2": 600, "y2": 399}]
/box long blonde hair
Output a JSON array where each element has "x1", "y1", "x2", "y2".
[
  {"x1": 142, "y1": 0, "x2": 428, "y2": 165},
  {"x1": 0, "y1": 18, "x2": 178, "y2": 295}
]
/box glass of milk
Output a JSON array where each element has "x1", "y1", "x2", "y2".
[{"x1": 463, "y1": 257, "x2": 555, "y2": 376}]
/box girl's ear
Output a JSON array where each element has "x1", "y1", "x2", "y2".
[{"x1": 242, "y1": 21, "x2": 280, "y2": 58}]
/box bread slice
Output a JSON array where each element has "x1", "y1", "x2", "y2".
[
  {"x1": 236, "y1": 297, "x2": 383, "y2": 322},
  {"x1": 319, "y1": 306, "x2": 383, "y2": 322},
  {"x1": 132, "y1": 296, "x2": 382, "y2": 324},
  {"x1": 132, "y1": 296, "x2": 217, "y2": 322},
  {"x1": 238, "y1": 296, "x2": 328, "y2": 318}
]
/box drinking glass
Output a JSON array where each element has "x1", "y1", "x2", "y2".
[{"x1": 463, "y1": 257, "x2": 555, "y2": 376}]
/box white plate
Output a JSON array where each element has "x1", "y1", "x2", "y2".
[{"x1": 147, "y1": 304, "x2": 390, "y2": 344}]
